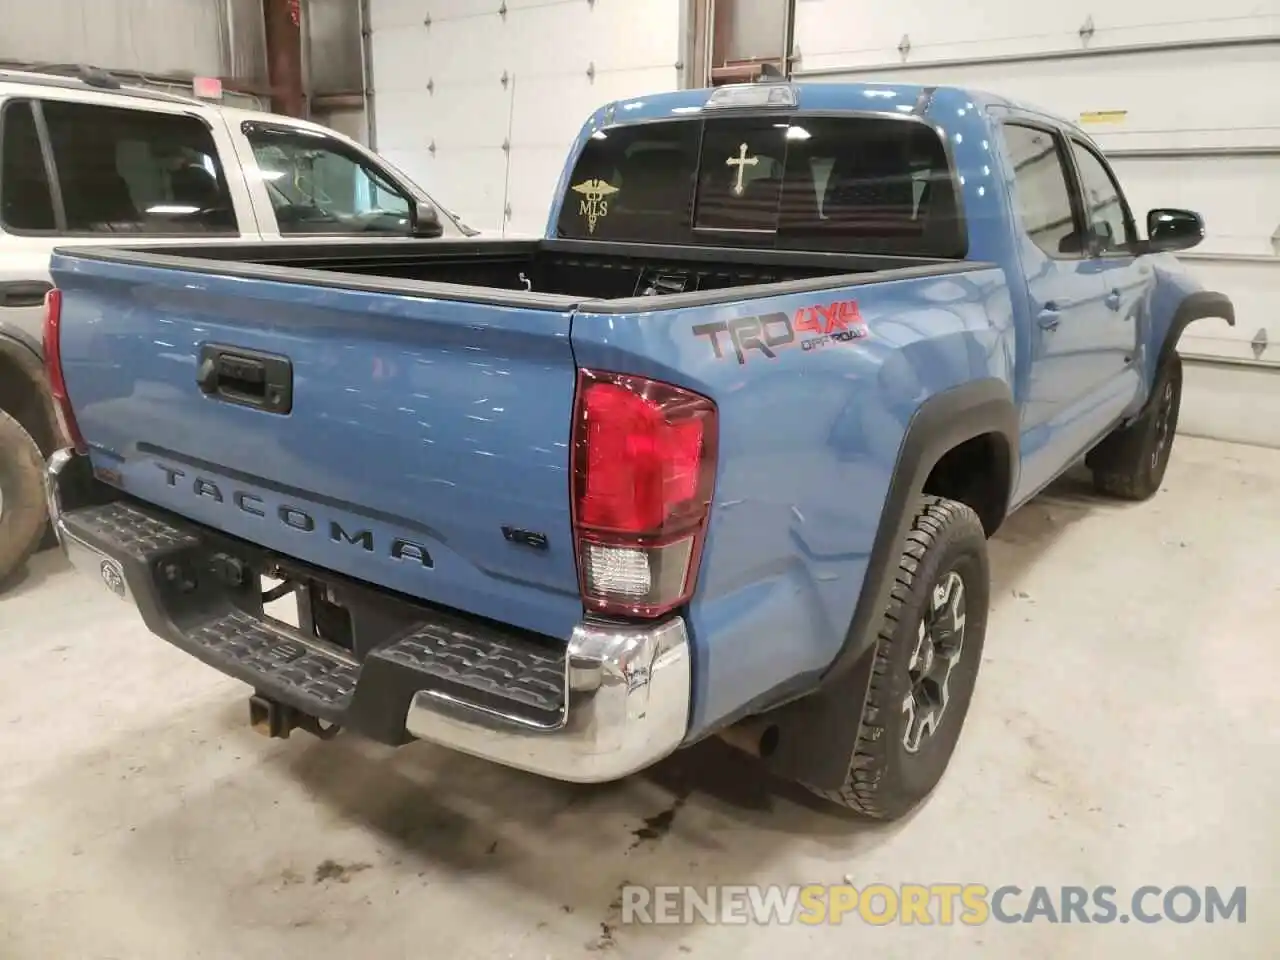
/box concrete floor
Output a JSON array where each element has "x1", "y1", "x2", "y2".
[{"x1": 1, "y1": 435, "x2": 1277, "y2": 959}]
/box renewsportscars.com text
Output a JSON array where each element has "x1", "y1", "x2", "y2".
[{"x1": 621, "y1": 884, "x2": 1247, "y2": 926}]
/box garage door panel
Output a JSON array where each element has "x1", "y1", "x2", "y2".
[
  {"x1": 370, "y1": 27, "x2": 430, "y2": 92},
  {"x1": 371, "y1": 91, "x2": 431, "y2": 151},
  {"x1": 794, "y1": 0, "x2": 1277, "y2": 69},
  {"x1": 391, "y1": 147, "x2": 511, "y2": 233},
  {"x1": 368, "y1": 0, "x2": 429, "y2": 30},
  {"x1": 792, "y1": 0, "x2": 1280, "y2": 433},
  {"x1": 798, "y1": 48, "x2": 1279, "y2": 150},
  {"x1": 415, "y1": 83, "x2": 513, "y2": 149},
  {"x1": 1116, "y1": 158, "x2": 1280, "y2": 256},
  {"x1": 377, "y1": 0, "x2": 499, "y2": 24},
  {"x1": 505, "y1": 146, "x2": 573, "y2": 238},
  {"x1": 413, "y1": 20, "x2": 516, "y2": 84},
  {"x1": 1175, "y1": 261, "x2": 1280, "y2": 365},
  {"x1": 501, "y1": 1, "x2": 679, "y2": 71},
  {"x1": 508, "y1": 67, "x2": 679, "y2": 147}
]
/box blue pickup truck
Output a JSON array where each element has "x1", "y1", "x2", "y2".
[{"x1": 42, "y1": 81, "x2": 1232, "y2": 820}]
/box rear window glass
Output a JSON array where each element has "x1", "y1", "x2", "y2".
[{"x1": 556, "y1": 114, "x2": 965, "y2": 257}]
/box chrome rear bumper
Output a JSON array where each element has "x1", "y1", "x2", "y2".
[
  {"x1": 404, "y1": 617, "x2": 691, "y2": 782},
  {"x1": 46, "y1": 448, "x2": 692, "y2": 783}
]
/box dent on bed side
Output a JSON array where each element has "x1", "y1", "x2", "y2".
[{"x1": 722, "y1": 378, "x2": 1019, "y2": 790}]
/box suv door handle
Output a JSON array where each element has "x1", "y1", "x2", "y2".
[
  {"x1": 0, "y1": 280, "x2": 53, "y2": 308},
  {"x1": 1105, "y1": 289, "x2": 1122, "y2": 311}
]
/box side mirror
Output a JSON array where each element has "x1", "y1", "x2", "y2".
[
  {"x1": 410, "y1": 201, "x2": 444, "y2": 238},
  {"x1": 1146, "y1": 208, "x2": 1204, "y2": 253}
]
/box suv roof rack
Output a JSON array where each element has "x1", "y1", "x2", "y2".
[
  {"x1": 0, "y1": 62, "x2": 205, "y2": 106},
  {"x1": 29, "y1": 63, "x2": 123, "y2": 89}
]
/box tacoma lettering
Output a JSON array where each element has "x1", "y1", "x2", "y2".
[{"x1": 152, "y1": 462, "x2": 432, "y2": 568}]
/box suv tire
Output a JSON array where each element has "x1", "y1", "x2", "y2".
[{"x1": 0, "y1": 410, "x2": 48, "y2": 589}]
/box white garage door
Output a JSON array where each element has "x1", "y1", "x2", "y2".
[
  {"x1": 794, "y1": 0, "x2": 1280, "y2": 442},
  {"x1": 369, "y1": 0, "x2": 682, "y2": 237}
]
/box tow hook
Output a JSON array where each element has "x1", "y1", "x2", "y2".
[{"x1": 249, "y1": 693, "x2": 341, "y2": 741}]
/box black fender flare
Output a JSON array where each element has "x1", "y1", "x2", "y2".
[
  {"x1": 1140, "y1": 290, "x2": 1234, "y2": 417},
  {"x1": 751, "y1": 377, "x2": 1020, "y2": 789}
]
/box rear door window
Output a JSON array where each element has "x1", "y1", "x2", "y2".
[
  {"x1": 38, "y1": 100, "x2": 237, "y2": 235},
  {"x1": 0, "y1": 100, "x2": 57, "y2": 232},
  {"x1": 1002, "y1": 124, "x2": 1082, "y2": 259},
  {"x1": 556, "y1": 113, "x2": 965, "y2": 257}
]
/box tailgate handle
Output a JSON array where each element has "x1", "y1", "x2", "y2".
[{"x1": 197, "y1": 344, "x2": 293, "y2": 415}]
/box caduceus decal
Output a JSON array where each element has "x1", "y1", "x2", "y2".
[{"x1": 570, "y1": 179, "x2": 619, "y2": 234}]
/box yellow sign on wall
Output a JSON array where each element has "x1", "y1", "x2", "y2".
[{"x1": 1079, "y1": 110, "x2": 1129, "y2": 126}]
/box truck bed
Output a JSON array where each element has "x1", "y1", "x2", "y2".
[
  {"x1": 59, "y1": 237, "x2": 969, "y2": 306},
  {"x1": 48, "y1": 234, "x2": 999, "y2": 670}
]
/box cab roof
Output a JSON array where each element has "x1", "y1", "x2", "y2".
[{"x1": 589, "y1": 81, "x2": 1075, "y2": 133}]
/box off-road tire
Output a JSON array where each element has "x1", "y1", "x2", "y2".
[
  {"x1": 1087, "y1": 354, "x2": 1183, "y2": 501},
  {"x1": 809, "y1": 496, "x2": 989, "y2": 820},
  {"x1": 0, "y1": 410, "x2": 48, "y2": 590}
]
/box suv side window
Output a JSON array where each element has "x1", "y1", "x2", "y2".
[
  {"x1": 1069, "y1": 140, "x2": 1136, "y2": 253},
  {"x1": 38, "y1": 100, "x2": 237, "y2": 235},
  {"x1": 241, "y1": 123, "x2": 412, "y2": 235},
  {"x1": 1002, "y1": 123, "x2": 1081, "y2": 259},
  {"x1": 0, "y1": 100, "x2": 57, "y2": 232}
]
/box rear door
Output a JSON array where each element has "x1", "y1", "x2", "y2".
[
  {"x1": 0, "y1": 89, "x2": 262, "y2": 345},
  {"x1": 999, "y1": 120, "x2": 1114, "y2": 492}
]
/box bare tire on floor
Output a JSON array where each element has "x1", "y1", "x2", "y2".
[
  {"x1": 0, "y1": 409, "x2": 48, "y2": 590},
  {"x1": 809, "y1": 496, "x2": 989, "y2": 820},
  {"x1": 1087, "y1": 354, "x2": 1182, "y2": 501}
]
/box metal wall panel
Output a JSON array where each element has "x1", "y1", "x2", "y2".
[
  {"x1": 226, "y1": 0, "x2": 269, "y2": 83},
  {"x1": 369, "y1": 0, "x2": 682, "y2": 236},
  {"x1": 0, "y1": 0, "x2": 268, "y2": 84},
  {"x1": 306, "y1": 0, "x2": 364, "y2": 94}
]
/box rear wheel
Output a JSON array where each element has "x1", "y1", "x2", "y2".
[
  {"x1": 1087, "y1": 354, "x2": 1182, "y2": 501},
  {"x1": 808, "y1": 496, "x2": 989, "y2": 820},
  {"x1": 0, "y1": 410, "x2": 48, "y2": 589}
]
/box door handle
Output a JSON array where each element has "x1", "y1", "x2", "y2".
[
  {"x1": 1105, "y1": 289, "x2": 1122, "y2": 311},
  {"x1": 0, "y1": 279, "x2": 54, "y2": 309}
]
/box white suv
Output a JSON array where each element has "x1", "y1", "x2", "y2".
[{"x1": 0, "y1": 67, "x2": 472, "y2": 587}]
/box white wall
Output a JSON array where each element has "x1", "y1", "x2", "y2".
[
  {"x1": 794, "y1": 0, "x2": 1280, "y2": 443},
  {"x1": 368, "y1": 0, "x2": 683, "y2": 237}
]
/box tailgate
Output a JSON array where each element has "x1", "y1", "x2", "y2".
[{"x1": 50, "y1": 252, "x2": 583, "y2": 639}]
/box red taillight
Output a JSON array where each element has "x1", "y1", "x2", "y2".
[
  {"x1": 41, "y1": 288, "x2": 86, "y2": 454},
  {"x1": 571, "y1": 369, "x2": 717, "y2": 618}
]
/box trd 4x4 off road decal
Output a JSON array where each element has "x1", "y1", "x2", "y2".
[{"x1": 693, "y1": 299, "x2": 868, "y2": 365}]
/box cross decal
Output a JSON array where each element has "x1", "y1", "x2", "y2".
[{"x1": 726, "y1": 143, "x2": 759, "y2": 197}]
